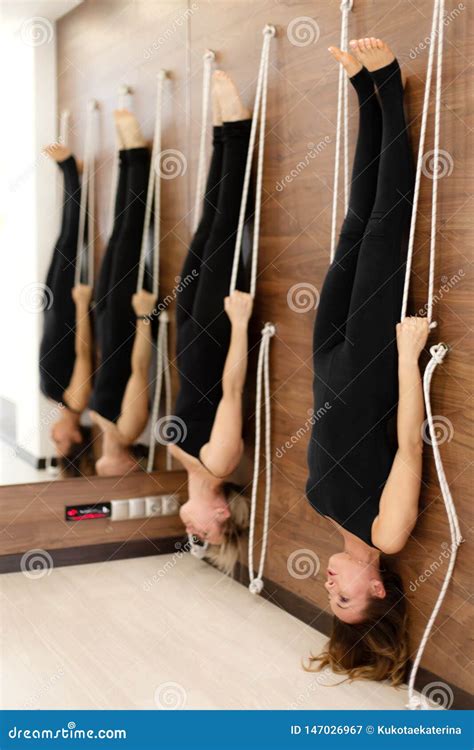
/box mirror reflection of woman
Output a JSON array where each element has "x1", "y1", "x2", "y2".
[
  {"x1": 40, "y1": 144, "x2": 94, "y2": 470},
  {"x1": 169, "y1": 71, "x2": 255, "y2": 572},
  {"x1": 305, "y1": 39, "x2": 429, "y2": 685}
]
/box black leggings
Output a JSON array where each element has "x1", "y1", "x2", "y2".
[
  {"x1": 39, "y1": 156, "x2": 81, "y2": 404},
  {"x1": 307, "y1": 61, "x2": 414, "y2": 544},
  {"x1": 89, "y1": 148, "x2": 150, "y2": 422},
  {"x1": 174, "y1": 120, "x2": 251, "y2": 457}
]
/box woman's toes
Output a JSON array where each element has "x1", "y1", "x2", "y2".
[{"x1": 376, "y1": 38, "x2": 384, "y2": 49}]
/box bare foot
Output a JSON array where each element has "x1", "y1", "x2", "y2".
[
  {"x1": 213, "y1": 70, "x2": 250, "y2": 122},
  {"x1": 349, "y1": 37, "x2": 395, "y2": 71},
  {"x1": 132, "y1": 289, "x2": 157, "y2": 317},
  {"x1": 43, "y1": 143, "x2": 72, "y2": 163},
  {"x1": 212, "y1": 84, "x2": 223, "y2": 126},
  {"x1": 114, "y1": 109, "x2": 146, "y2": 149},
  {"x1": 328, "y1": 46, "x2": 362, "y2": 78}
]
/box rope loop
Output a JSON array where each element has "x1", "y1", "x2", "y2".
[
  {"x1": 249, "y1": 578, "x2": 264, "y2": 595},
  {"x1": 430, "y1": 341, "x2": 448, "y2": 364}
]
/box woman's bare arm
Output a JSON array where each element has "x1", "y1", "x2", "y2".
[
  {"x1": 63, "y1": 284, "x2": 93, "y2": 413},
  {"x1": 372, "y1": 317, "x2": 430, "y2": 554},
  {"x1": 117, "y1": 290, "x2": 157, "y2": 444},
  {"x1": 199, "y1": 291, "x2": 253, "y2": 477}
]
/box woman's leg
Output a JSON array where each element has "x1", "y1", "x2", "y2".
[
  {"x1": 89, "y1": 146, "x2": 150, "y2": 422},
  {"x1": 345, "y1": 45, "x2": 413, "y2": 361},
  {"x1": 191, "y1": 118, "x2": 251, "y2": 338},
  {"x1": 40, "y1": 152, "x2": 81, "y2": 403},
  {"x1": 176, "y1": 127, "x2": 224, "y2": 326},
  {"x1": 313, "y1": 53, "x2": 382, "y2": 355}
]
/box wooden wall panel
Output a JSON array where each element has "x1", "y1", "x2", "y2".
[{"x1": 57, "y1": 0, "x2": 473, "y2": 694}]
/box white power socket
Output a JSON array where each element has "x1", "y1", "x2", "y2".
[{"x1": 110, "y1": 495, "x2": 180, "y2": 521}]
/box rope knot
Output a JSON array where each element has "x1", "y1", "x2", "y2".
[
  {"x1": 340, "y1": 0, "x2": 353, "y2": 12},
  {"x1": 262, "y1": 322, "x2": 276, "y2": 338},
  {"x1": 430, "y1": 342, "x2": 449, "y2": 365},
  {"x1": 159, "y1": 310, "x2": 169, "y2": 324},
  {"x1": 249, "y1": 578, "x2": 264, "y2": 595},
  {"x1": 262, "y1": 24, "x2": 276, "y2": 37},
  {"x1": 203, "y1": 49, "x2": 215, "y2": 61},
  {"x1": 429, "y1": 320, "x2": 438, "y2": 329}
]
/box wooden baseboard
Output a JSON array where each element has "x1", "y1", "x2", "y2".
[
  {"x1": 0, "y1": 535, "x2": 186, "y2": 574},
  {"x1": 234, "y1": 563, "x2": 474, "y2": 710}
]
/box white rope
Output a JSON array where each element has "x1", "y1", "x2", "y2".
[
  {"x1": 248, "y1": 322, "x2": 275, "y2": 594},
  {"x1": 107, "y1": 85, "x2": 133, "y2": 238},
  {"x1": 137, "y1": 71, "x2": 167, "y2": 296},
  {"x1": 193, "y1": 50, "x2": 216, "y2": 233},
  {"x1": 74, "y1": 100, "x2": 98, "y2": 287},
  {"x1": 59, "y1": 109, "x2": 70, "y2": 147},
  {"x1": 407, "y1": 344, "x2": 463, "y2": 709},
  {"x1": 329, "y1": 0, "x2": 353, "y2": 262},
  {"x1": 147, "y1": 311, "x2": 170, "y2": 472},
  {"x1": 401, "y1": 0, "x2": 442, "y2": 326},
  {"x1": 402, "y1": 0, "x2": 462, "y2": 708},
  {"x1": 229, "y1": 24, "x2": 275, "y2": 298}
]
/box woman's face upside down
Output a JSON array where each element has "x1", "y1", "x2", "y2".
[{"x1": 325, "y1": 552, "x2": 386, "y2": 624}]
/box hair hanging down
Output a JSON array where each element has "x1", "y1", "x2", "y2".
[
  {"x1": 204, "y1": 485, "x2": 250, "y2": 575},
  {"x1": 305, "y1": 560, "x2": 409, "y2": 686}
]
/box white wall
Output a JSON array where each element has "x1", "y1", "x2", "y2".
[{"x1": 0, "y1": 2, "x2": 82, "y2": 460}]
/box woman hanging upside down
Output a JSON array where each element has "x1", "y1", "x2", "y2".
[
  {"x1": 40, "y1": 144, "x2": 94, "y2": 464},
  {"x1": 89, "y1": 111, "x2": 152, "y2": 476},
  {"x1": 305, "y1": 38, "x2": 430, "y2": 685},
  {"x1": 169, "y1": 71, "x2": 254, "y2": 573}
]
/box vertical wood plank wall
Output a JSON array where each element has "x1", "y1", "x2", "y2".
[{"x1": 57, "y1": 0, "x2": 473, "y2": 693}]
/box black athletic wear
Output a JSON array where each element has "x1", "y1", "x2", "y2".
[
  {"x1": 89, "y1": 147, "x2": 150, "y2": 422},
  {"x1": 40, "y1": 156, "x2": 81, "y2": 404},
  {"x1": 306, "y1": 61, "x2": 413, "y2": 546},
  {"x1": 173, "y1": 120, "x2": 251, "y2": 458}
]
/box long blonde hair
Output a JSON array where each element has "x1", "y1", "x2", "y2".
[
  {"x1": 204, "y1": 486, "x2": 250, "y2": 575},
  {"x1": 305, "y1": 560, "x2": 409, "y2": 686}
]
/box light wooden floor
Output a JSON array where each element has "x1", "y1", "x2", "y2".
[{"x1": 0, "y1": 554, "x2": 416, "y2": 710}]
